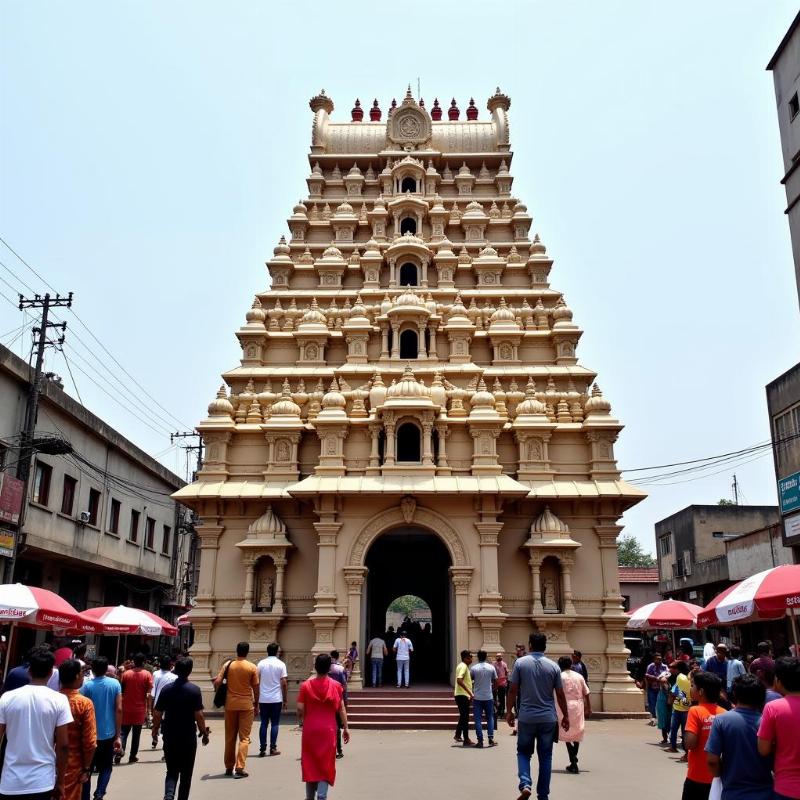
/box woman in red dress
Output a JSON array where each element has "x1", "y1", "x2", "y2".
[{"x1": 297, "y1": 653, "x2": 350, "y2": 800}]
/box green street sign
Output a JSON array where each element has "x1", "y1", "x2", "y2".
[{"x1": 778, "y1": 470, "x2": 800, "y2": 515}]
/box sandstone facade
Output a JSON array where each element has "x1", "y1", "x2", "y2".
[{"x1": 175, "y1": 88, "x2": 646, "y2": 711}]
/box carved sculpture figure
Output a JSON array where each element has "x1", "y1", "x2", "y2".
[{"x1": 258, "y1": 576, "x2": 274, "y2": 612}]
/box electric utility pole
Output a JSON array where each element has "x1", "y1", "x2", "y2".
[
  {"x1": 732, "y1": 474, "x2": 740, "y2": 506},
  {"x1": 170, "y1": 431, "x2": 203, "y2": 481},
  {"x1": 7, "y1": 292, "x2": 73, "y2": 582}
]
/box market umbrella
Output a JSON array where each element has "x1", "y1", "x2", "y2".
[
  {"x1": 176, "y1": 612, "x2": 192, "y2": 627},
  {"x1": 627, "y1": 599, "x2": 705, "y2": 630},
  {"x1": 80, "y1": 605, "x2": 178, "y2": 636},
  {"x1": 0, "y1": 583, "x2": 81, "y2": 678},
  {"x1": 80, "y1": 605, "x2": 178, "y2": 665},
  {"x1": 697, "y1": 565, "x2": 800, "y2": 645}
]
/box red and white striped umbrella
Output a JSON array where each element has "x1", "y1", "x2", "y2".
[
  {"x1": 176, "y1": 612, "x2": 192, "y2": 627},
  {"x1": 79, "y1": 605, "x2": 178, "y2": 636},
  {"x1": 698, "y1": 565, "x2": 800, "y2": 627},
  {"x1": 0, "y1": 583, "x2": 80, "y2": 629},
  {"x1": 627, "y1": 599, "x2": 705, "y2": 629}
]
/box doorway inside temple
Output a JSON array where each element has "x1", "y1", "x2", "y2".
[{"x1": 364, "y1": 527, "x2": 451, "y2": 684}]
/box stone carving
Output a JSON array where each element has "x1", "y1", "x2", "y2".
[
  {"x1": 275, "y1": 439, "x2": 290, "y2": 462},
  {"x1": 258, "y1": 576, "x2": 274, "y2": 611},
  {"x1": 542, "y1": 576, "x2": 557, "y2": 611},
  {"x1": 400, "y1": 496, "x2": 417, "y2": 523},
  {"x1": 349, "y1": 506, "x2": 469, "y2": 567}
]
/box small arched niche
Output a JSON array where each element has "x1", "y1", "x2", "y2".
[
  {"x1": 399, "y1": 262, "x2": 419, "y2": 286},
  {"x1": 399, "y1": 329, "x2": 418, "y2": 359},
  {"x1": 540, "y1": 555, "x2": 562, "y2": 614},
  {"x1": 400, "y1": 217, "x2": 417, "y2": 235},
  {"x1": 396, "y1": 421, "x2": 421, "y2": 462},
  {"x1": 400, "y1": 177, "x2": 417, "y2": 193}
]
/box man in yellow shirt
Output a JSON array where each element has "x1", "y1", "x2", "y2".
[
  {"x1": 667, "y1": 660, "x2": 691, "y2": 756},
  {"x1": 214, "y1": 642, "x2": 259, "y2": 778},
  {"x1": 454, "y1": 650, "x2": 475, "y2": 747}
]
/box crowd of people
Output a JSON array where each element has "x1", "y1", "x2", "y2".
[
  {"x1": 635, "y1": 638, "x2": 800, "y2": 800},
  {"x1": 0, "y1": 640, "x2": 206, "y2": 800}
]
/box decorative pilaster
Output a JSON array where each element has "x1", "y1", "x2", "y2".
[
  {"x1": 343, "y1": 566, "x2": 368, "y2": 690},
  {"x1": 308, "y1": 499, "x2": 343, "y2": 654},
  {"x1": 473, "y1": 518, "x2": 507, "y2": 652},
  {"x1": 434, "y1": 423, "x2": 451, "y2": 475},
  {"x1": 449, "y1": 566, "x2": 474, "y2": 658}
]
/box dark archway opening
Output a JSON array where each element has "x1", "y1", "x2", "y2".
[
  {"x1": 399, "y1": 262, "x2": 418, "y2": 286},
  {"x1": 400, "y1": 217, "x2": 417, "y2": 235},
  {"x1": 365, "y1": 528, "x2": 452, "y2": 685},
  {"x1": 399, "y1": 329, "x2": 418, "y2": 359},
  {"x1": 396, "y1": 422, "x2": 421, "y2": 462},
  {"x1": 401, "y1": 177, "x2": 417, "y2": 193}
]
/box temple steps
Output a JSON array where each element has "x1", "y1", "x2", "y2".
[{"x1": 346, "y1": 688, "x2": 459, "y2": 729}]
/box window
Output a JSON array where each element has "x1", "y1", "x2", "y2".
[
  {"x1": 790, "y1": 92, "x2": 799, "y2": 120},
  {"x1": 145, "y1": 517, "x2": 156, "y2": 549},
  {"x1": 399, "y1": 262, "x2": 418, "y2": 286},
  {"x1": 397, "y1": 422, "x2": 421, "y2": 462},
  {"x1": 659, "y1": 532, "x2": 672, "y2": 556},
  {"x1": 60, "y1": 475, "x2": 77, "y2": 515},
  {"x1": 109, "y1": 499, "x2": 121, "y2": 534},
  {"x1": 33, "y1": 461, "x2": 52, "y2": 505},
  {"x1": 400, "y1": 177, "x2": 417, "y2": 193},
  {"x1": 400, "y1": 217, "x2": 417, "y2": 235},
  {"x1": 399, "y1": 329, "x2": 418, "y2": 359},
  {"x1": 775, "y1": 404, "x2": 800, "y2": 444},
  {"x1": 129, "y1": 509, "x2": 140, "y2": 543},
  {"x1": 87, "y1": 488, "x2": 101, "y2": 526},
  {"x1": 162, "y1": 525, "x2": 171, "y2": 555}
]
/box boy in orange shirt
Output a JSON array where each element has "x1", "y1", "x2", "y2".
[{"x1": 682, "y1": 671, "x2": 726, "y2": 800}]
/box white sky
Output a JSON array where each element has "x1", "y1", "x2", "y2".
[{"x1": 2, "y1": 1, "x2": 799, "y2": 555}]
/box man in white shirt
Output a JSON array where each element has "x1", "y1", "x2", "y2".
[
  {"x1": 152, "y1": 655, "x2": 178, "y2": 705},
  {"x1": 0, "y1": 645, "x2": 72, "y2": 800},
  {"x1": 367, "y1": 635, "x2": 388, "y2": 688},
  {"x1": 256, "y1": 642, "x2": 287, "y2": 757},
  {"x1": 393, "y1": 632, "x2": 414, "y2": 688}
]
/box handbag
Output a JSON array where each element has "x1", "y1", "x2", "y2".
[{"x1": 213, "y1": 660, "x2": 232, "y2": 709}]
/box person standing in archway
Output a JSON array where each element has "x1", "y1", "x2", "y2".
[
  {"x1": 366, "y1": 634, "x2": 387, "y2": 688},
  {"x1": 393, "y1": 631, "x2": 414, "y2": 688},
  {"x1": 471, "y1": 650, "x2": 498, "y2": 747},
  {"x1": 454, "y1": 651, "x2": 475, "y2": 747}
]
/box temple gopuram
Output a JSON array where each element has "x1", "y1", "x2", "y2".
[{"x1": 175, "y1": 87, "x2": 646, "y2": 711}]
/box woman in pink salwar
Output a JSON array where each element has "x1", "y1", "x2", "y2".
[
  {"x1": 297, "y1": 654, "x2": 350, "y2": 800},
  {"x1": 556, "y1": 655, "x2": 592, "y2": 774}
]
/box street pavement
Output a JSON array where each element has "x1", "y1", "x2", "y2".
[{"x1": 106, "y1": 718, "x2": 687, "y2": 800}]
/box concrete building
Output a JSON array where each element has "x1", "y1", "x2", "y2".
[
  {"x1": 176, "y1": 89, "x2": 646, "y2": 711},
  {"x1": 0, "y1": 342, "x2": 188, "y2": 655},
  {"x1": 767, "y1": 12, "x2": 800, "y2": 563},
  {"x1": 656, "y1": 505, "x2": 779, "y2": 605},
  {"x1": 618, "y1": 567, "x2": 659, "y2": 613}
]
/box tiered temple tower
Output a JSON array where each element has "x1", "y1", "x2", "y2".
[{"x1": 176, "y1": 88, "x2": 646, "y2": 711}]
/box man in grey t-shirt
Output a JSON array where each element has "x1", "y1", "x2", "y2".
[
  {"x1": 470, "y1": 650, "x2": 498, "y2": 747},
  {"x1": 506, "y1": 633, "x2": 569, "y2": 800}
]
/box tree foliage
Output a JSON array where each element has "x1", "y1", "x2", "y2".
[
  {"x1": 717, "y1": 498, "x2": 736, "y2": 506},
  {"x1": 617, "y1": 534, "x2": 656, "y2": 567},
  {"x1": 387, "y1": 594, "x2": 429, "y2": 616}
]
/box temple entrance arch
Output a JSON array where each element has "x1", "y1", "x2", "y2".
[
  {"x1": 345, "y1": 504, "x2": 473, "y2": 689},
  {"x1": 365, "y1": 527, "x2": 450, "y2": 684}
]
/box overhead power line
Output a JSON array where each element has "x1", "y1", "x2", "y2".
[{"x1": 0, "y1": 236, "x2": 192, "y2": 431}]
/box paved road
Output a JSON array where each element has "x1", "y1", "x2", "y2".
[{"x1": 105, "y1": 718, "x2": 687, "y2": 800}]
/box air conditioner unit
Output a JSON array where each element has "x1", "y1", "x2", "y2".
[{"x1": 79, "y1": 511, "x2": 91, "y2": 523}]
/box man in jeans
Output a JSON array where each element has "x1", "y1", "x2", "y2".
[
  {"x1": 393, "y1": 631, "x2": 413, "y2": 688},
  {"x1": 366, "y1": 634, "x2": 387, "y2": 688},
  {"x1": 506, "y1": 633, "x2": 569, "y2": 800},
  {"x1": 470, "y1": 650, "x2": 497, "y2": 748},
  {"x1": 255, "y1": 643, "x2": 287, "y2": 757},
  {"x1": 80, "y1": 657, "x2": 122, "y2": 800},
  {"x1": 151, "y1": 657, "x2": 209, "y2": 800}
]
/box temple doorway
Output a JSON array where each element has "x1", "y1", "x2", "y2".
[{"x1": 364, "y1": 527, "x2": 451, "y2": 684}]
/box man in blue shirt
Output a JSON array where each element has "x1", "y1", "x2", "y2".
[
  {"x1": 470, "y1": 650, "x2": 498, "y2": 748},
  {"x1": 506, "y1": 633, "x2": 569, "y2": 800},
  {"x1": 705, "y1": 673, "x2": 773, "y2": 800},
  {"x1": 704, "y1": 644, "x2": 731, "y2": 706},
  {"x1": 80, "y1": 657, "x2": 122, "y2": 800}
]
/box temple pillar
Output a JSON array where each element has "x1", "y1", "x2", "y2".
[
  {"x1": 307, "y1": 499, "x2": 343, "y2": 653},
  {"x1": 343, "y1": 566, "x2": 368, "y2": 691},
  {"x1": 390, "y1": 323, "x2": 400, "y2": 358},
  {"x1": 273, "y1": 557, "x2": 287, "y2": 615},
  {"x1": 474, "y1": 520, "x2": 506, "y2": 652},
  {"x1": 241, "y1": 556, "x2": 257, "y2": 615},
  {"x1": 428, "y1": 324, "x2": 438, "y2": 360},
  {"x1": 421, "y1": 260, "x2": 428, "y2": 288},
  {"x1": 421, "y1": 419, "x2": 434, "y2": 466},
  {"x1": 560, "y1": 556, "x2": 576, "y2": 616},
  {"x1": 368, "y1": 423, "x2": 381, "y2": 473},
  {"x1": 191, "y1": 521, "x2": 224, "y2": 683},
  {"x1": 380, "y1": 326, "x2": 389, "y2": 359},
  {"x1": 435, "y1": 424, "x2": 450, "y2": 475},
  {"x1": 384, "y1": 416, "x2": 396, "y2": 466},
  {"x1": 417, "y1": 322, "x2": 427, "y2": 357},
  {"x1": 449, "y1": 567, "x2": 473, "y2": 670},
  {"x1": 529, "y1": 556, "x2": 544, "y2": 616}
]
